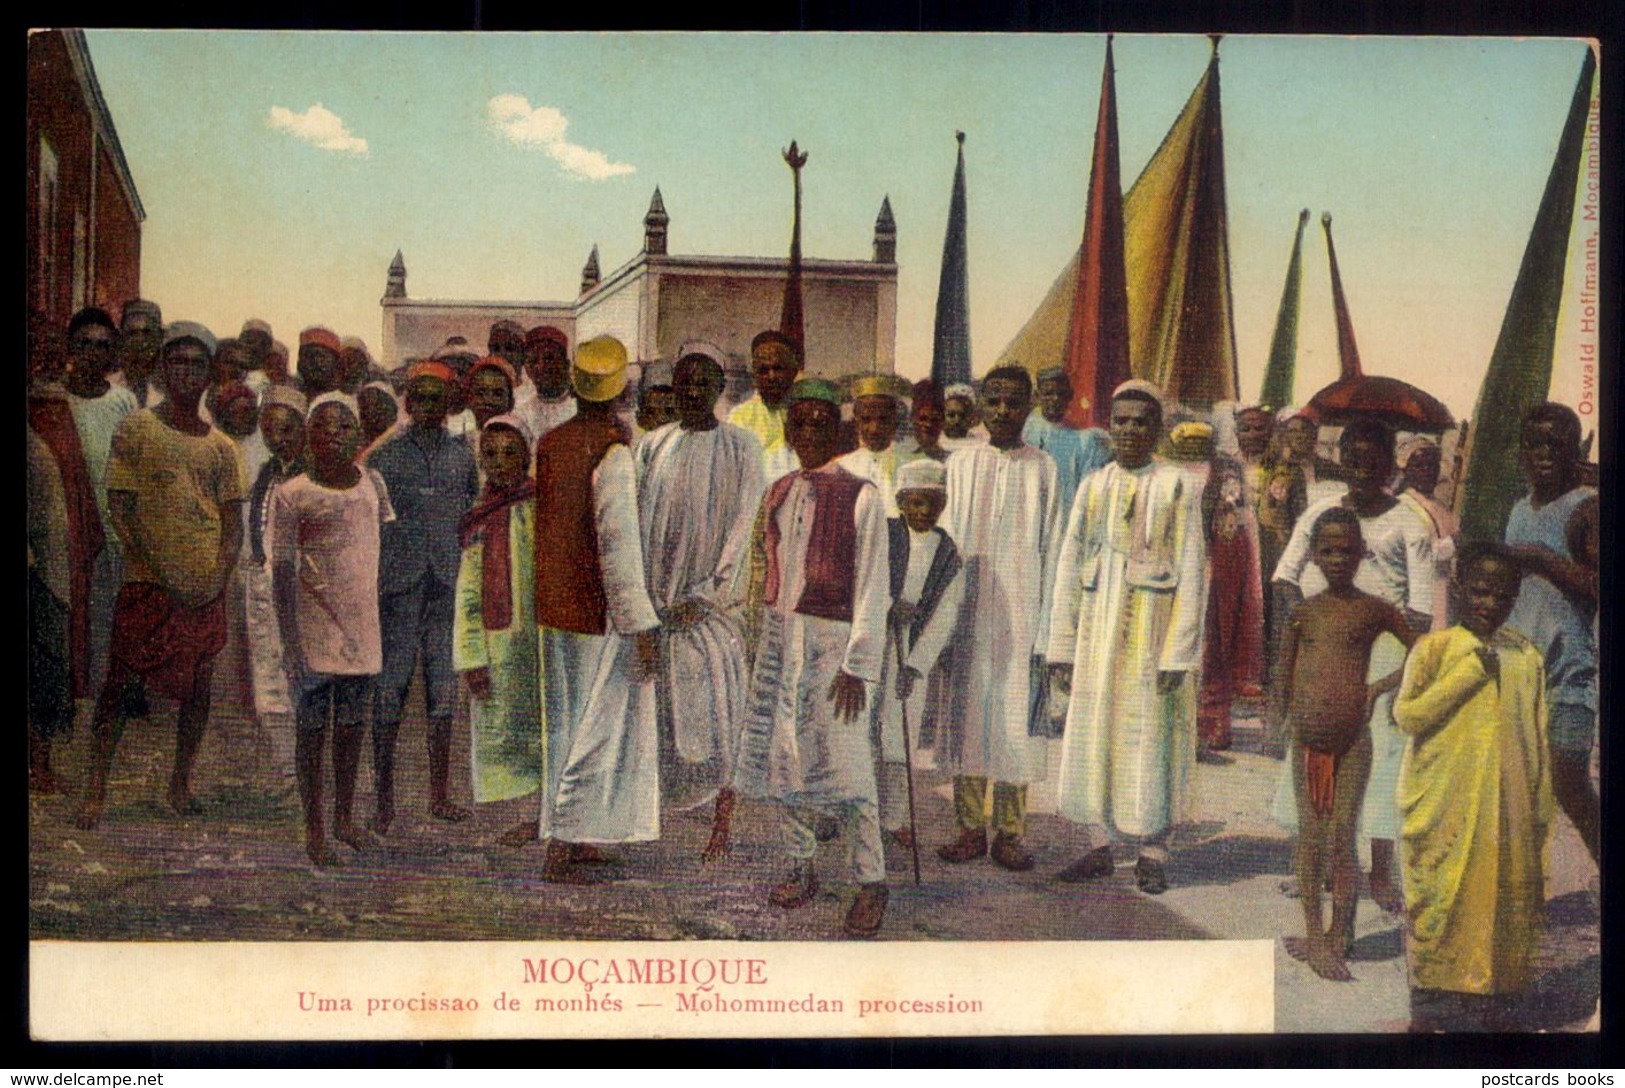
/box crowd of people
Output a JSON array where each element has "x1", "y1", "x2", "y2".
[{"x1": 27, "y1": 300, "x2": 1599, "y2": 1031}]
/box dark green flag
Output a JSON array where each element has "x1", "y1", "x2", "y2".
[
  {"x1": 1259, "y1": 209, "x2": 1309, "y2": 410},
  {"x1": 931, "y1": 132, "x2": 972, "y2": 388},
  {"x1": 1458, "y1": 47, "x2": 1596, "y2": 543}
]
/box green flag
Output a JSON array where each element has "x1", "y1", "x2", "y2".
[
  {"x1": 1457, "y1": 47, "x2": 1596, "y2": 543},
  {"x1": 1259, "y1": 209, "x2": 1309, "y2": 410}
]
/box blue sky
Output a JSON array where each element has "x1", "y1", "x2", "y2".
[{"x1": 81, "y1": 32, "x2": 1598, "y2": 421}]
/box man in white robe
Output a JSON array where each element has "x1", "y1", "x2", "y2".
[
  {"x1": 937, "y1": 366, "x2": 1062, "y2": 873},
  {"x1": 633, "y1": 352, "x2": 765, "y2": 861},
  {"x1": 1046, "y1": 381, "x2": 1208, "y2": 895},
  {"x1": 727, "y1": 330, "x2": 802, "y2": 483},
  {"x1": 837, "y1": 377, "x2": 905, "y2": 518},
  {"x1": 525, "y1": 337, "x2": 663, "y2": 882},
  {"x1": 734, "y1": 379, "x2": 892, "y2": 938}
]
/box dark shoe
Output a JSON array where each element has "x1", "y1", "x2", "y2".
[
  {"x1": 122, "y1": 684, "x2": 150, "y2": 720},
  {"x1": 991, "y1": 832, "x2": 1035, "y2": 872},
  {"x1": 769, "y1": 862, "x2": 818, "y2": 909},
  {"x1": 1056, "y1": 846, "x2": 1115, "y2": 882},
  {"x1": 1196, "y1": 748, "x2": 1235, "y2": 766},
  {"x1": 571, "y1": 843, "x2": 618, "y2": 865},
  {"x1": 543, "y1": 839, "x2": 601, "y2": 885},
  {"x1": 1135, "y1": 855, "x2": 1169, "y2": 895},
  {"x1": 842, "y1": 883, "x2": 889, "y2": 938},
  {"x1": 430, "y1": 800, "x2": 471, "y2": 823},
  {"x1": 814, "y1": 815, "x2": 841, "y2": 842},
  {"x1": 936, "y1": 827, "x2": 988, "y2": 864},
  {"x1": 497, "y1": 821, "x2": 540, "y2": 848},
  {"x1": 333, "y1": 820, "x2": 375, "y2": 851}
]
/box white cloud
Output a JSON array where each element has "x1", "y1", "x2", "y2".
[
  {"x1": 267, "y1": 104, "x2": 369, "y2": 155},
  {"x1": 486, "y1": 94, "x2": 635, "y2": 181}
]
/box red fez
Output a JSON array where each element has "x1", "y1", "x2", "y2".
[
  {"x1": 470, "y1": 355, "x2": 518, "y2": 388},
  {"x1": 299, "y1": 326, "x2": 342, "y2": 354},
  {"x1": 526, "y1": 325, "x2": 569, "y2": 350},
  {"x1": 405, "y1": 360, "x2": 457, "y2": 386}
]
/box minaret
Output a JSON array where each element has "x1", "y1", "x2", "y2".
[
  {"x1": 643, "y1": 188, "x2": 668, "y2": 256},
  {"x1": 384, "y1": 249, "x2": 407, "y2": 299},
  {"x1": 580, "y1": 244, "x2": 601, "y2": 295},
  {"x1": 873, "y1": 195, "x2": 896, "y2": 264}
]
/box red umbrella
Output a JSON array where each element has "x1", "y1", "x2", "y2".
[{"x1": 1306, "y1": 374, "x2": 1454, "y2": 433}]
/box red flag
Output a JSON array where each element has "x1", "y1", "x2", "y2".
[
  {"x1": 1321, "y1": 212, "x2": 1363, "y2": 381},
  {"x1": 1062, "y1": 36, "x2": 1131, "y2": 429}
]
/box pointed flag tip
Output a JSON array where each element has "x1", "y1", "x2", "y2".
[
  {"x1": 956, "y1": 130, "x2": 965, "y2": 144},
  {"x1": 1298, "y1": 208, "x2": 1310, "y2": 223},
  {"x1": 1321, "y1": 211, "x2": 1333, "y2": 227}
]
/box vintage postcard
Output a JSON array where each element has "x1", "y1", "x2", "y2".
[{"x1": 26, "y1": 30, "x2": 1600, "y2": 1039}]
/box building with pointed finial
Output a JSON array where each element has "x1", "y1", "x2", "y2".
[
  {"x1": 384, "y1": 250, "x2": 407, "y2": 299},
  {"x1": 644, "y1": 187, "x2": 669, "y2": 256},
  {"x1": 580, "y1": 245, "x2": 601, "y2": 295},
  {"x1": 873, "y1": 196, "x2": 896, "y2": 264},
  {"x1": 380, "y1": 181, "x2": 898, "y2": 398}
]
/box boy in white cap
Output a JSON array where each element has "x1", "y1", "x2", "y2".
[
  {"x1": 271, "y1": 394, "x2": 396, "y2": 866},
  {"x1": 875, "y1": 458, "x2": 964, "y2": 851}
]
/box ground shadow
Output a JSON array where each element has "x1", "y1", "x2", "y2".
[
  {"x1": 1346, "y1": 925, "x2": 1403, "y2": 962},
  {"x1": 1514, "y1": 954, "x2": 1601, "y2": 1031},
  {"x1": 1168, "y1": 834, "x2": 1295, "y2": 888}
]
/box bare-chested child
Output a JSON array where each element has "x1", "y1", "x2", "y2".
[{"x1": 1271, "y1": 507, "x2": 1415, "y2": 981}]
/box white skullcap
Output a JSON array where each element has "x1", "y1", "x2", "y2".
[
  {"x1": 896, "y1": 458, "x2": 947, "y2": 494},
  {"x1": 1112, "y1": 379, "x2": 1165, "y2": 408},
  {"x1": 308, "y1": 391, "x2": 359, "y2": 418}
]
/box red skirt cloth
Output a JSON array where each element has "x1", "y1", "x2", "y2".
[{"x1": 109, "y1": 583, "x2": 228, "y2": 702}]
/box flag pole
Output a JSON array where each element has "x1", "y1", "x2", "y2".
[{"x1": 892, "y1": 624, "x2": 923, "y2": 886}]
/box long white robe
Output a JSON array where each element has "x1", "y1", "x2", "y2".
[
  {"x1": 939, "y1": 444, "x2": 1062, "y2": 784},
  {"x1": 545, "y1": 445, "x2": 664, "y2": 843},
  {"x1": 734, "y1": 467, "x2": 891, "y2": 805},
  {"x1": 633, "y1": 421, "x2": 765, "y2": 809},
  {"x1": 1046, "y1": 459, "x2": 1208, "y2": 838}
]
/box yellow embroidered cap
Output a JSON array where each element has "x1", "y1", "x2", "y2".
[{"x1": 571, "y1": 336, "x2": 630, "y2": 403}]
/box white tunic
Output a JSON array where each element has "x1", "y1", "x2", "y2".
[
  {"x1": 837, "y1": 445, "x2": 903, "y2": 518},
  {"x1": 734, "y1": 466, "x2": 891, "y2": 805},
  {"x1": 875, "y1": 528, "x2": 964, "y2": 764},
  {"x1": 633, "y1": 421, "x2": 765, "y2": 809},
  {"x1": 1046, "y1": 459, "x2": 1208, "y2": 838},
  {"x1": 939, "y1": 444, "x2": 1062, "y2": 783},
  {"x1": 546, "y1": 445, "x2": 664, "y2": 844}
]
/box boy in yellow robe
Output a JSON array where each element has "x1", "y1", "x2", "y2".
[{"x1": 1393, "y1": 544, "x2": 1552, "y2": 1032}]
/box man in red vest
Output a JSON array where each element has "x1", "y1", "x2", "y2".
[
  {"x1": 520, "y1": 336, "x2": 662, "y2": 882},
  {"x1": 734, "y1": 378, "x2": 892, "y2": 938}
]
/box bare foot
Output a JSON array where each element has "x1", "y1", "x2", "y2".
[
  {"x1": 571, "y1": 843, "x2": 617, "y2": 865},
  {"x1": 497, "y1": 822, "x2": 540, "y2": 848},
  {"x1": 701, "y1": 826, "x2": 731, "y2": 863},
  {"x1": 430, "y1": 800, "x2": 471, "y2": 823},
  {"x1": 368, "y1": 813, "x2": 393, "y2": 837},
  {"x1": 168, "y1": 789, "x2": 204, "y2": 816},
  {"x1": 1369, "y1": 872, "x2": 1405, "y2": 914},
  {"x1": 333, "y1": 821, "x2": 374, "y2": 850},
  {"x1": 73, "y1": 802, "x2": 103, "y2": 831},
  {"x1": 305, "y1": 840, "x2": 338, "y2": 868},
  {"x1": 1306, "y1": 943, "x2": 1353, "y2": 981},
  {"x1": 1283, "y1": 936, "x2": 1314, "y2": 963}
]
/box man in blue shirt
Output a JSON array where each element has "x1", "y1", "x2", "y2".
[{"x1": 369, "y1": 361, "x2": 481, "y2": 834}]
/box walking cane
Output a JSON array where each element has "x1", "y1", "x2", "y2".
[{"x1": 892, "y1": 623, "x2": 924, "y2": 886}]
